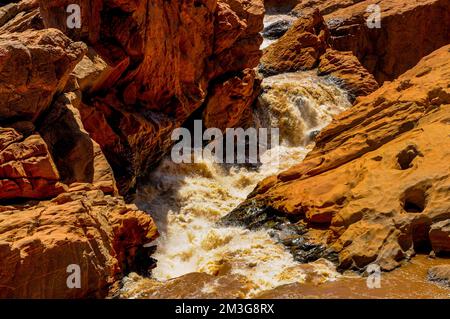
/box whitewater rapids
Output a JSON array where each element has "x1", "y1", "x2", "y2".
[{"x1": 124, "y1": 72, "x2": 352, "y2": 297}]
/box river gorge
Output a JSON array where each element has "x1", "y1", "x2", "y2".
[{"x1": 0, "y1": 0, "x2": 449, "y2": 299}]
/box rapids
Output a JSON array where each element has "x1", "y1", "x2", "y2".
[{"x1": 122, "y1": 72, "x2": 352, "y2": 297}]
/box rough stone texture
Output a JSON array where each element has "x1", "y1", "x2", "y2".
[
  {"x1": 38, "y1": 0, "x2": 264, "y2": 195},
  {"x1": 71, "y1": 47, "x2": 110, "y2": 93},
  {"x1": 324, "y1": 0, "x2": 450, "y2": 83},
  {"x1": 428, "y1": 265, "x2": 450, "y2": 287},
  {"x1": 0, "y1": 28, "x2": 86, "y2": 123},
  {"x1": 318, "y1": 49, "x2": 379, "y2": 101},
  {"x1": 293, "y1": 0, "x2": 365, "y2": 16},
  {"x1": 264, "y1": 0, "x2": 301, "y2": 13},
  {"x1": 203, "y1": 69, "x2": 261, "y2": 131},
  {"x1": 0, "y1": 0, "x2": 42, "y2": 33},
  {"x1": 0, "y1": 127, "x2": 66, "y2": 200},
  {"x1": 260, "y1": 9, "x2": 329, "y2": 76},
  {"x1": 429, "y1": 220, "x2": 450, "y2": 255},
  {"x1": 224, "y1": 45, "x2": 450, "y2": 271},
  {"x1": 0, "y1": 184, "x2": 158, "y2": 298},
  {"x1": 40, "y1": 92, "x2": 117, "y2": 195}
]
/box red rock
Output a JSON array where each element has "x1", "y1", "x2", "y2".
[
  {"x1": 0, "y1": 29, "x2": 86, "y2": 122},
  {"x1": 39, "y1": 0, "x2": 264, "y2": 195},
  {"x1": 430, "y1": 220, "x2": 450, "y2": 255},
  {"x1": 0, "y1": 127, "x2": 66, "y2": 200},
  {"x1": 203, "y1": 69, "x2": 261, "y2": 131}
]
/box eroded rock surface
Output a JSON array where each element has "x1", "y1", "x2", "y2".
[
  {"x1": 0, "y1": 184, "x2": 157, "y2": 298},
  {"x1": 323, "y1": 0, "x2": 450, "y2": 83},
  {"x1": 38, "y1": 0, "x2": 265, "y2": 195},
  {"x1": 260, "y1": 9, "x2": 329, "y2": 76}
]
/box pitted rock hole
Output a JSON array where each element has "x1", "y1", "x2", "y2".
[{"x1": 397, "y1": 145, "x2": 422, "y2": 170}]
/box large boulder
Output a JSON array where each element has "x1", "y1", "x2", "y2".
[
  {"x1": 0, "y1": 28, "x2": 86, "y2": 122},
  {"x1": 0, "y1": 184, "x2": 157, "y2": 298}
]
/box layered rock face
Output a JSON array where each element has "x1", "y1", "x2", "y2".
[
  {"x1": 223, "y1": 45, "x2": 450, "y2": 271},
  {"x1": 38, "y1": 0, "x2": 264, "y2": 195},
  {"x1": 265, "y1": 0, "x2": 450, "y2": 85},
  {"x1": 0, "y1": 0, "x2": 263, "y2": 298},
  {"x1": 294, "y1": 0, "x2": 450, "y2": 83}
]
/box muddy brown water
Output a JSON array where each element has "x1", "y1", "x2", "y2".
[{"x1": 257, "y1": 255, "x2": 450, "y2": 299}]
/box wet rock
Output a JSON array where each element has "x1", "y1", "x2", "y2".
[
  {"x1": 318, "y1": 49, "x2": 379, "y2": 101},
  {"x1": 263, "y1": 19, "x2": 293, "y2": 39},
  {"x1": 428, "y1": 265, "x2": 450, "y2": 287}
]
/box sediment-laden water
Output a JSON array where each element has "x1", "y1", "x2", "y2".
[{"x1": 121, "y1": 72, "x2": 352, "y2": 297}]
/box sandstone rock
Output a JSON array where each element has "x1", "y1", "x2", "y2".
[
  {"x1": 0, "y1": 0, "x2": 42, "y2": 33},
  {"x1": 260, "y1": 9, "x2": 329, "y2": 76},
  {"x1": 224, "y1": 45, "x2": 450, "y2": 271},
  {"x1": 293, "y1": 0, "x2": 365, "y2": 16},
  {"x1": 40, "y1": 92, "x2": 116, "y2": 194},
  {"x1": 428, "y1": 265, "x2": 450, "y2": 287},
  {"x1": 0, "y1": 29, "x2": 86, "y2": 122},
  {"x1": 324, "y1": 0, "x2": 450, "y2": 83},
  {"x1": 0, "y1": 127, "x2": 66, "y2": 200},
  {"x1": 318, "y1": 49, "x2": 379, "y2": 101},
  {"x1": 264, "y1": 0, "x2": 301, "y2": 13},
  {"x1": 429, "y1": 220, "x2": 450, "y2": 255},
  {"x1": 71, "y1": 47, "x2": 110, "y2": 93},
  {"x1": 38, "y1": 0, "x2": 264, "y2": 195},
  {"x1": 203, "y1": 69, "x2": 261, "y2": 131},
  {"x1": 0, "y1": 185, "x2": 158, "y2": 298}
]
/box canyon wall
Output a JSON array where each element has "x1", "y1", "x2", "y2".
[{"x1": 0, "y1": 0, "x2": 264, "y2": 298}]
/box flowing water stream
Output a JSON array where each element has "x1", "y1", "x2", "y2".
[
  {"x1": 120, "y1": 72, "x2": 353, "y2": 297},
  {"x1": 118, "y1": 14, "x2": 449, "y2": 299}
]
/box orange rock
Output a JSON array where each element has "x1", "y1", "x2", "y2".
[
  {"x1": 324, "y1": 0, "x2": 450, "y2": 82},
  {"x1": 318, "y1": 49, "x2": 379, "y2": 101},
  {"x1": 260, "y1": 9, "x2": 329, "y2": 76},
  {"x1": 40, "y1": 92, "x2": 117, "y2": 195},
  {"x1": 0, "y1": 185, "x2": 157, "y2": 298},
  {"x1": 203, "y1": 69, "x2": 261, "y2": 131},
  {"x1": 0, "y1": 29, "x2": 86, "y2": 122},
  {"x1": 0, "y1": 127, "x2": 66, "y2": 200},
  {"x1": 293, "y1": 0, "x2": 365, "y2": 15},
  {"x1": 227, "y1": 45, "x2": 450, "y2": 271},
  {"x1": 39, "y1": 0, "x2": 264, "y2": 195}
]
